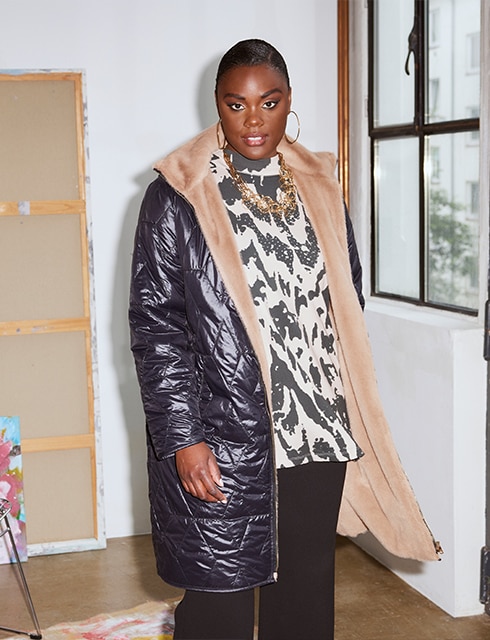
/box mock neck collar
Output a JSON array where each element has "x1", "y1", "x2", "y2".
[{"x1": 223, "y1": 149, "x2": 280, "y2": 175}]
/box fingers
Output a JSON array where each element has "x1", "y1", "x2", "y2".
[
  {"x1": 209, "y1": 457, "x2": 224, "y2": 489},
  {"x1": 181, "y1": 467, "x2": 226, "y2": 503},
  {"x1": 185, "y1": 471, "x2": 227, "y2": 503},
  {"x1": 175, "y1": 442, "x2": 227, "y2": 504},
  {"x1": 195, "y1": 473, "x2": 227, "y2": 503}
]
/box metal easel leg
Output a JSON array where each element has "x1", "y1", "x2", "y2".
[{"x1": 0, "y1": 499, "x2": 42, "y2": 639}]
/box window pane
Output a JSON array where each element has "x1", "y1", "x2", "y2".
[
  {"x1": 427, "y1": 132, "x2": 479, "y2": 309},
  {"x1": 427, "y1": 0, "x2": 480, "y2": 123},
  {"x1": 375, "y1": 138, "x2": 419, "y2": 297},
  {"x1": 374, "y1": 0, "x2": 414, "y2": 127}
]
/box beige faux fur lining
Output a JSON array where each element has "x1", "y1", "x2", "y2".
[{"x1": 154, "y1": 125, "x2": 440, "y2": 561}]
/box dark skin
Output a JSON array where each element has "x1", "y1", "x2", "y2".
[
  {"x1": 175, "y1": 441, "x2": 226, "y2": 503},
  {"x1": 175, "y1": 63, "x2": 292, "y2": 503}
]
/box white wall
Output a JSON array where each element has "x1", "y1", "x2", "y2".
[
  {"x1": 0, "y1": 0, "x2": 339, "y2": 539},
  {"x1": 349, "y1": 1, "x2": 489, "y2": 618},
  {"x1": 362, "y1": 303, "x2": 486, "y2": 617}
]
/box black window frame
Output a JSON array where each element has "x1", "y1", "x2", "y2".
[{"x1": 368, "y1": 0, "x2": 480, "y2": 315}]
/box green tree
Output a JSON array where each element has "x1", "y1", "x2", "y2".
[{"x1": 428, "y1": 187, "x2": 478, "y2": 307}]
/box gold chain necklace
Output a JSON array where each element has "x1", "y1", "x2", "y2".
[{"x1": 223, "y1": 151, "x2": 297, "y2": 217}]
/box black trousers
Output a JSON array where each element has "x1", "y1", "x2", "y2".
[{"x1": 173, "y1": 461, "x2": 347, "y2": 640}]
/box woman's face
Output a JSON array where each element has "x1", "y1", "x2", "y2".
[{"x1": 215, "y1": 64, "x2": 291, "y2": 160}]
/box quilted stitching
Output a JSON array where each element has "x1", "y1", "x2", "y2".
[{"x1": 131, "y1": 177, "x2": 276, "y2": 591}]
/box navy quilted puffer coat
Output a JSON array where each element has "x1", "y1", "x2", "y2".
[
  {"x1": 130, "y1": 175, "x2": 276, "y2": 591},
  {"x1": 130, "y1": 126, "x2": 440, "y2": 593},
  {"x1": 129, "y1": 172, "x2": 364, "y2": 593}
]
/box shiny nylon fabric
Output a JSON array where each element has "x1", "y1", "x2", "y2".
[
  {"x1": 129, "y1": 176, "x2": 276, "y2": 591},
  {"x1": 129, "y1": 175, "x2": 365, "y2": 592}
]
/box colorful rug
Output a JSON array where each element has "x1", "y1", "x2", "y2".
[{"x1": 1, "y1": 600, "x2": 178, "y2": 640}]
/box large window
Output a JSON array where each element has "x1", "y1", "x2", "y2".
[{"x1": 369, "y1": 0, "x2": 480, "y2": 312}]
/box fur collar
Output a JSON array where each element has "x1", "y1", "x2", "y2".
[
  {"x1": 154, "y1": 124, "x2": 337, "y2": 191},
  {"x1": 154, "y1": 125, "x2": 440, "y2": 562}
]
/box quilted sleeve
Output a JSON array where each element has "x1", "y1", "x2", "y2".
[{"x1": 129, "y1": 176, "x2": 204, "y2": 459}]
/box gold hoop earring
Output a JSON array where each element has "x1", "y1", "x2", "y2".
[
  {"x1": 216, "y1": 120, "x2": 227, "y2": 150},
  {"x1": 285, "y1": 110, "x2": 301, "y2": 144}
]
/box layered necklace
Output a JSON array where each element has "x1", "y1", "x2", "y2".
[{"x1": 223, "y1": 150, "x2": 297, "y2": 218}]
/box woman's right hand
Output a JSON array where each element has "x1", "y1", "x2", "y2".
[{"x1": 175, "y1": 442, "x2": 227, "y2": 503}]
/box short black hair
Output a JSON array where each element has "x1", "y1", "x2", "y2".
[{"x1": 215, "y1": 39, "x2": 290, "y2": 90}]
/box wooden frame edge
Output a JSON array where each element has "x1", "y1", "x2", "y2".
[
  {"x1": 0, "y1": 70, "x2": 102, "y2": 545},
  {"x1": 338, "y1": 0, "x2": 350, "y2": 208}
]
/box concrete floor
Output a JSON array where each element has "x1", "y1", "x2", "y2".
[{"x1": 0, "y1": 535, "x2": 489, "y2": 639}]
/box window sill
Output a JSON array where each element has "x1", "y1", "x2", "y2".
[{"x1": 364, "y1": 296, "x2": 483, "y2": 331}]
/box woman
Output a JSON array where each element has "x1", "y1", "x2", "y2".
[{"x1": 129, "y1": 39, "x2": 440, "y2": 640}]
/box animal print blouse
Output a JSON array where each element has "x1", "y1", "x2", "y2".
[{"x1": 211, "y1": 149, "x2": 362, "y2": 468}]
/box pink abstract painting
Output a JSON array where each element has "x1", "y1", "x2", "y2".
[{"x1": 0, "y1": 415, "x2": 27, "y2": 563}]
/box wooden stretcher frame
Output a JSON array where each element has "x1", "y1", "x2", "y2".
[
  {"x1": 0, "y1": 70, "x2": 104, "y2": 554},
  {"x1": 338, "y1": 0, "x2": 350, "y2": 208}
]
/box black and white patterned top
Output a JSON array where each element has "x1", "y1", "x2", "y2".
[{"x1": 211, "y1": 149, "x2": 362, "y2": 468}]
